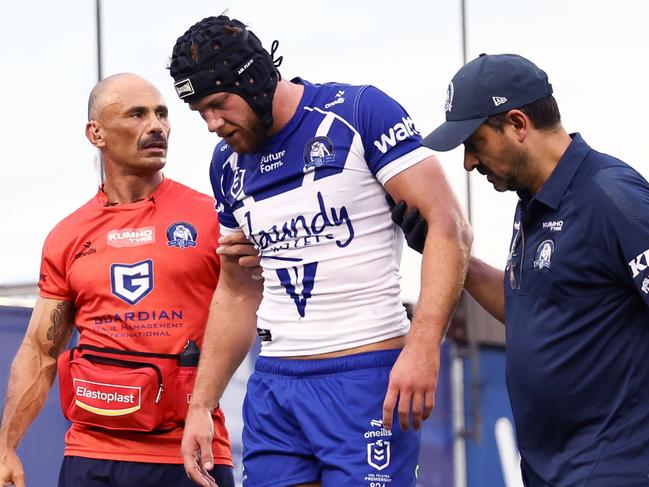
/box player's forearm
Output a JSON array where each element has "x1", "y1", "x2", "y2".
[
  {"x1": 190, "y1": 285, "x2": 261, "y2": 410},
  {"x1": 464, "y1": 257, "x2": 505, "y2": 324},
  {"x1": 0, "y1": 340, "x2": 57, "y2": 449},
  {"x1": 410, "y1": 216, "x2": 472, "y2": 344}
]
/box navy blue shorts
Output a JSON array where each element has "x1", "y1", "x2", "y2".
[
  {"x1": 58, "y1": 456, "x2": 234, "y2": 487},
  {"x1": 242, "y1": 349, "x2": 421, "y2": 487}
]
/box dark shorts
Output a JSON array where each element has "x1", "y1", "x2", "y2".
[
  {"x1": 242, "y1": 349, "x2": 421, "y2": 487},
  {"x1": 58, "y1": 456, "x2": 234, "y2": 487}
]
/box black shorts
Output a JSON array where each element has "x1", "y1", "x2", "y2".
[{"x1": 58, "y1": 456, "x2": 234, "y2": 487}]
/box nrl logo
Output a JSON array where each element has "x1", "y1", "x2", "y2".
[{"x1": 367, "y1": 439, "x2": 391, "y2": 471}]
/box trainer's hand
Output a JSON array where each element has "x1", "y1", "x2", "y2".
[
  {"x1": 386, "y1": 195, "x2": 427, "y2": 254},
  {"x1": 382, "y1": 339, "x2": 439, "y2": 432},
  {"x1": 0, "y1": 447, "x2": 26, "y2": 487},
  {"x1": 181, "y1": 406, "x2": 218, "y2": 487},
  {"x1": 216, "y1": 232, "x2": 262, "y2": 279}
]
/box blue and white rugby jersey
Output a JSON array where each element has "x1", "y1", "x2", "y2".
[{"x1": 209, "y1": 78, "x2": 434, "y2": 356}]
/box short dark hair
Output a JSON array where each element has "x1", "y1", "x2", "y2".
[{"x1": 485, "y1": 95, "x2": 561, "y2": 132}]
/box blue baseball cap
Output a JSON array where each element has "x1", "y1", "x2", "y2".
[{"x1": 422, "y1": 53, "x2": 553, "y2": 152}]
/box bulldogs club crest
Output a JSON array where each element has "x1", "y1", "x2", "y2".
[
  {"x1": 167, "y1": 222, "x2": 197, "y2": 249},
  {"x1": 303, "y1": 136, "x2": 335, "y2": 170},
  {"x1": 533, "y1": 239, "x2": 554, "y2": 271}
]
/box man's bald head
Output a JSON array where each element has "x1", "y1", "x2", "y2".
[{"x1": 87, "y1": 73, "x2": 162, "y2": 121}]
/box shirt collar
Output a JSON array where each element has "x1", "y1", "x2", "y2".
[{"x1": 518, "y1": 133, "x2": 591, "y2": 210}]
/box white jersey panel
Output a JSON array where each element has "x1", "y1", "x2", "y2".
[{"x1": 210, "y1": 80, "x2": 428, "y2": 356}]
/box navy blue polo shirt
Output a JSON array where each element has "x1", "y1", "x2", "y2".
[{"x1": 505, "y1": 134, "x2": 649, "y2": 487}]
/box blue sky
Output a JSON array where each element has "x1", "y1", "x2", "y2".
[{"x1": 1, "y1": 0, "x2": 648, "y2": 302}]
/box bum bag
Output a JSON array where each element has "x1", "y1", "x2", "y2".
[{"x1": 57, "y1": 344, "x2": 199, "y2": 433}]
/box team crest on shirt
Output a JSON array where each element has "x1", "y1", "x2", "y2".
[
  {"x1": 303, "y1": 136, "x2": 335, "y2": 169},
  {"x1": 533, "y1": 239, "x2": 554, "y2": 271},
  {"x1": 166, "y1": 222, "x2": 197, "y2": 248}
]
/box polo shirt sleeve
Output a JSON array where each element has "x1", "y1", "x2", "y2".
[{"x1": 589, "y1": 166, "x2": 649, "y2": 306}]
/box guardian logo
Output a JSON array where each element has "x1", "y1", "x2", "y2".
[
  {"x1": 373, "y1": 117, "x2": 419, "y2": 154},
  {"x1": 111, "y1": 260, "x2": 154, "y2": 305}
]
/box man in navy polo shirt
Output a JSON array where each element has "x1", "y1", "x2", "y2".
[{"x1": 395, "y1": 53, "x2": 649, "y2": 486}]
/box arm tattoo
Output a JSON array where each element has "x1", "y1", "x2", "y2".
[{"x1": 47, "y1": 301, "x2": 74, "y2": 359}]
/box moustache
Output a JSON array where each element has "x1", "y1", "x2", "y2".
[{"x1": 139, "y1": 133, "x2": 167, "y2": 150}]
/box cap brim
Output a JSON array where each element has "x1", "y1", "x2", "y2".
[{"x1": 422, "y1": 117, "x2": 487, "y2": 152}]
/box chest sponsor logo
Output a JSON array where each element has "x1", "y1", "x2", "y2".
[
  {"x1": 533, "y1": 239, "x2": 554, "y2": 271},
  {"x1": 107, "y1": 227, "x2": 155, "y2": 248},
  {"x1": 260, "y1": 149, "x2": 285, "y2": 174},
  {"x1": 324, "y1": 89, "x2": 346, "y2": 109},
  {"x1": 304, "y1": 136, "x2": 335, "y2": 169},
  {"x1": 628, "y1": 248, "x2": 649, "y2": 278},
  {"x1": 111, "y1": 259, "x2": 154, "y2": 305},
  {"x1": 542, "y1": 220, "x2": 564, "y2": 232},
  {"x1": 373, "y1": 116, "x2": 419, "y2": 154},
  {"x1": 244, "y1": 191, "x2": 355, "y2": 254},
  {"x1": 73, "y1": 378, "x2": 141, "y2": 416},
  {"x1": 166, "y1": 222, "x2": 197, "y2": 248}
]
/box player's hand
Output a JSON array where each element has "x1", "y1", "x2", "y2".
[
  {"x1": 0, "y1": 447, "x2": 26, "y2": 487},
  {"x1": 217, "y1": 232, "x2": 263, "y2": 279},
  {"x1": 382, "y1": 338, "x2": 439, "y2": 431},
  {"x1": 385, "y1": 194, "x2": 427, "y2": 254},
  {"x1": 181, "y1": 406, "x2": 218, "y2": 487}
]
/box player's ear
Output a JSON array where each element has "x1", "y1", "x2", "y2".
[
  {"x1": 506, "y1": 109, "x2": 528, "y2": 142},
  {"x1": 85, "y1": 121, "x2": 105, "y2": 148}
]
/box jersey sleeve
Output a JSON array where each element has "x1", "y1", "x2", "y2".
[
  {"x1": 209, "y1": 145, "x2": 241, "y2": 236},
  {"x1": 355, "y1": 85, "x2": 434, "y2": 185},
  {"x1": 589, "y1": 166, "x2": 649, "y2": 306},
  {"x1": 38, "y1": 233, "x2": 74, "y2": 301}
]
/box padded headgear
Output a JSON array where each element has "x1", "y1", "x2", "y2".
[{"x1": 168, "y1": 16, "x2": 281, "y2": 129}]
